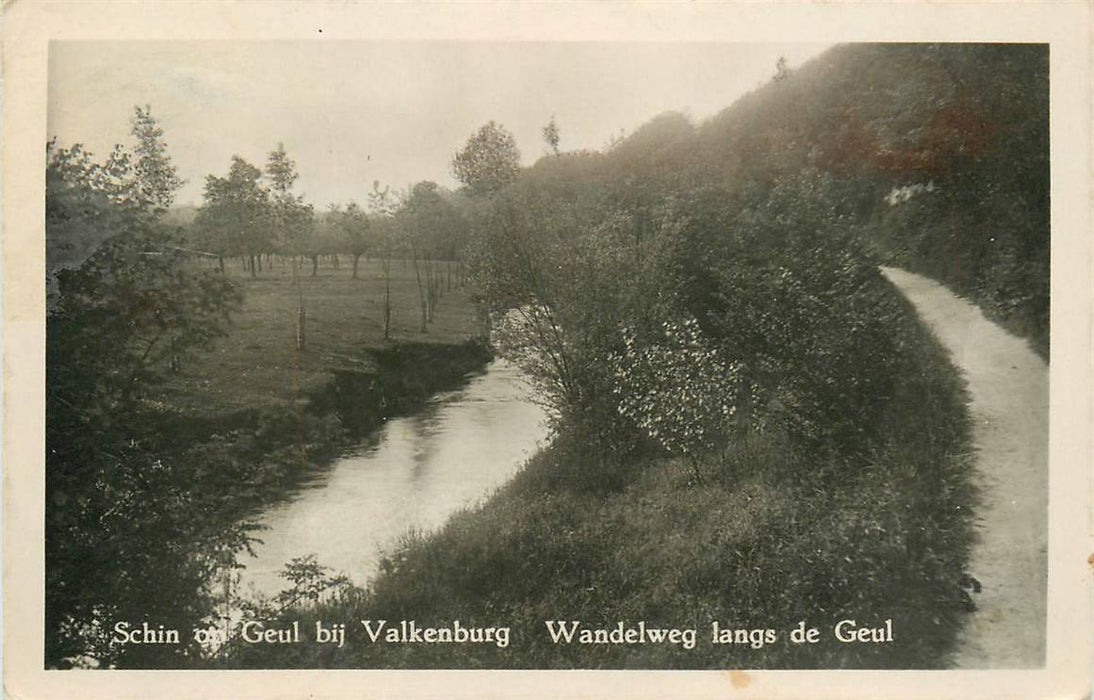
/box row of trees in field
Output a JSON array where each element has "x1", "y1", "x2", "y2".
[
  {"x1": 191, "y1": 119, "x2": 527, "y2": 281},
  {"x1": 190, "y1": 135, "x2": 506, "y2": 335}
]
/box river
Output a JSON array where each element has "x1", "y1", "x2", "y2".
[{"x1": 237, "y1": 358, "x2": 549, "y2": 598}]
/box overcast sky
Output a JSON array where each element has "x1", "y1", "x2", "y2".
[{"x1": 49, "y1": 41, "x2": 831, "y2": 208}]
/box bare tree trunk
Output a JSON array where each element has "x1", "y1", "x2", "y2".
[
  {"x1": 382, "y1": 254, "x2": 392, "y2": 340},
  {"x1": 426, "y1": 262, "x2": 438, "y2": 322},
  {"x1": 297, "y1": 304, "x2": 307, "y2": 350},
  {"x1": 412, "y1": 254, "x2": 428, "y2": 332},
  {"x1": 311, "y1": 254, "x2": 318, "y2": 277},
  {"x1": 352, "y1": 253, "x2": 361, "y2": 279},
  {"x1": 249, "y1": 255, "x2": 257, "y2": 277},
  {"x1": 218, "y1": 256, "x2": 225, "y2": 273},
  {"x1": 292, "y1": 254, "x2": 306, "y2": 350}
]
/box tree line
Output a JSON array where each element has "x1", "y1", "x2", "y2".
[{"x1": 190, "y1": 140, "x2": 495, "y2": 336}]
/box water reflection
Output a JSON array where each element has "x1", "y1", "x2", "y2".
[{"x1": 238, "y1": 359, "x2": 548, "y2": 598}]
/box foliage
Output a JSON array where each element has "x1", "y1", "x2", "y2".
[
  {"x1": 130, "y1": 105, "x2": 185, "y2": 212},
  {"x1": 451, "y1": 120, "x2": 521, "y2": 196},
  {"x1": 331, "y1": 201, "x2": 371, "y2": 278},
  {"x1": 399, "y1": 182, "x2": 464, "y2": 258},
  {"x1": 218, "y1": 305, "x2": 973, "y2": 669},
  {"x1": 690, "y1": 43, "x2": 1049, "y2": 354},
  {"x1": 472, "y1": 173, "x2": 658, "y2": 467},
  {"x1": 396, "y1": 181, "x2": 469, "y2": 330},
  {"x1": 236, "y1": 555, "x2": 351, "y2": 623},
  {"x1": 195, "y1": 156, "x2": 270, "y2": 268},
  {"x1": 542, "y1": 116, "x2": 560, "y2": 156},
  {"x1": 55, "y1": 43, "x2": 1043, "y2": 671},
  {"x1": 866, "y1": 45, "x2": 1050, "y2": 354},
  {"x1": 774, "y1": 55, "x2": 790, "y2": 82},
  {"x1": 46, "y1": 141, "x2": 142, "y2": 299},
  {"x1": 367, "y1": 179, "x2": 400, "y2": 218},
  {"x1": 266, "y1": 143, "x2": 315, "y2": 259},
  {"x1": 609, "y1": 318, "x2": 749, "y2": 481},
  {"x1": 46, "y1": 115, "x2": 250, "y2": 667},
  {"x1": 670, "y1": 174, "x2": 910, "y2": 459},
  {"x1": 197, "y1": 42, "x2": 1032, "y2": 672}
]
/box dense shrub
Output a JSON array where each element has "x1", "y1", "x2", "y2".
[{"x1": 609, "y1": 317, "x2": 751, "y2": 482}]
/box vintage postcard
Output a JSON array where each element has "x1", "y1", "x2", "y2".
[{"x1": 4, "y1": 1, "x2": 1091, "y2": 698}]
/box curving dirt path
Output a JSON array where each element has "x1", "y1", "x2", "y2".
[{"x1": 880, "y1": 267, "x2": 1048, "y2": 668}]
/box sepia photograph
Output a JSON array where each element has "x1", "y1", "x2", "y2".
[{"x1": 5, "y1": 2, "x2": 1092, "y2": 698}]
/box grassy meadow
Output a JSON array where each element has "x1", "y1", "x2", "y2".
[{"x1": 150, "y1": 256, "x2": 482, "y2": 418}]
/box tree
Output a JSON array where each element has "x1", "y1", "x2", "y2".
[
  {"x1": 333, "y1": 201, "x2": 371, "y2": 280},
  {"x1": 195, "y1": 156, "x2": 270, "y2": 275},
  {"x1": 542, "y1": 116, "x2": 561, "y2": 156},
  {"x1": 46, "y1": 141, "x2": 140, "y2": 300},
  {"x1": 265, "y1": 141, "x2": 298, "y2": 193},
  {"x1": 368, "y1": 181, "x2": 400, "y2": 339},
  {"x1": 130, "y1": 105, "x2": 185, "y2": 211},
  {"x1": 266, "y1": 143, "x2": 313, "y2": 348},
  {"x1": 266, "y1": 143, "x2": 314, "y2": 266},
  {"x1": 774, "y1": 55, "x2": 790, "y2": 82},
  {"x1": 470, "y1": 175, "x2": 657, "y2": 467},
  {"x1": 46, "y1": 134, "x2": 248, "y2": 667},
  {"x1": 398, "y1": 181, "x2": 460, "y2": 331},
  {"x1": 451, "y1": 121, "x2": 521, "y2": 196}
]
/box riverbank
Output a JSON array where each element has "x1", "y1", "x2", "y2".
[
  {"x1": 236, "y1": 358, "x2": 548, "y2": 598},
  {"x1": 216, "y1": 276, "x2": 976, "y2": 670}
]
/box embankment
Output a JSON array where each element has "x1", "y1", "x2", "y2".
[{"x1": 148, "y1": 338, "x2": 495, "y2": 519}]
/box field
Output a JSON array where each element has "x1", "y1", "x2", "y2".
[{"x1": 151, "y1": 256, "x2": 482, "y2": 417}]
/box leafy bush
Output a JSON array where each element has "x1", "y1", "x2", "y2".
[{"x1": 609, "y1": 317, "x2": 751, "y2": 482}]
